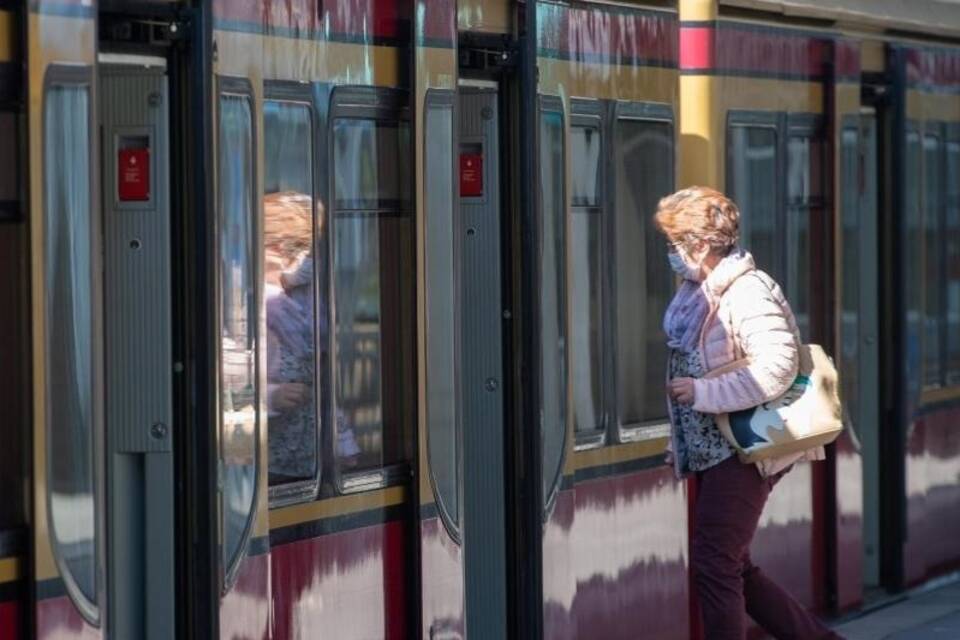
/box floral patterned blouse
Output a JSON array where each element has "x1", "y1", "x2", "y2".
[{"x1": 669, "y1": 348, "x2": 734, "y2": 475}]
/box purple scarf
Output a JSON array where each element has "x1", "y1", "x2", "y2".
[{"x1": 663, "y1": 278, "x2": 710, "y2": 354}]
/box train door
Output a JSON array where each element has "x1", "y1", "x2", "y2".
[
  {"x1": 458, "y1": 82, "x2": 509, "y2": 639},
  {"x1": 840, "y1": 107, "x2": 882, "y2": 593},
  {"x1": 98, "y1": 57, "x2": 175, "y2": 639}
]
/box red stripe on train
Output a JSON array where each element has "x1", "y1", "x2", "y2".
[{"x1": 0, "y1": 601, "x2": 19, "y2": 640}]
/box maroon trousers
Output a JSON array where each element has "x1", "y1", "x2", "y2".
[{"x1": 692, "y1": 456, "x2": 844, "y2": 640}]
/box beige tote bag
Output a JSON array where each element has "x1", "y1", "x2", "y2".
[{"x1": 704, "y1": 344, "x2": 843, "y2": 463}]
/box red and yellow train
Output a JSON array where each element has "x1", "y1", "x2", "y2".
[{"x1": 1, "y1": 0, "x2": 959, "y2": 638}]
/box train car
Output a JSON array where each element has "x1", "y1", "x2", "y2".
[{"x1": 2, "y1": 1, "x2": 960, "y2": 639}]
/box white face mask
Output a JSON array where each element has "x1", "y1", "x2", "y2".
[{"x1": 668, "y1": 246, "x2": 702, "y2": 281}]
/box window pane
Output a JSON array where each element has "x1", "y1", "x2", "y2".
[
  {"x1": 729, "y1": 126, "x2": 781, "y2": 283},
  {"x1": 264, "y1": 101, "x2": 312, "y2": 195},
  {"x1": 946, "y1": 141, "x2": 960, "y2": 385},
  {"x1": 0, "y1": 112, "x2": 17, "y2": 203},
  {"x1": 786, "y1": 133, "x2": 821, "y2": 342},
  {"x1": 571, "y1": 209, "x2": 603, "y2": 434},
  {"x1": 424, "y1": 94, "x2": 458, "y2": 523},
  {"x1": 219, "y1": 94, "x2": 258, "y2": 571},
  {"x1": 615, "y1": 119, "x2": 673, "y2": 428},
  {"x1": 923, "y1": 135, "x2": 942, "y2": 388},
  {"x1": 905, "y1": 130, "x2": 923, "y2": 395},
  {"x1": 333, "y1": 119, "x2": 410, "y2": 210},
  {"x1": 45, "y1": 84, "x2": 96, "y2": 606},
  {"x1": 540, "y1": 107, "x2": 566, "y2": 500},
  {"x1": 263, "y1": 101, "x2": 318, "y2": 487},
  {"x1": 333, "y1": 118, "x2": 413, "y2": 474},
  {"x1": 840, "y1": 128, "x2": 860, "y2": 426},
  {"x1": 570, "y1": 124, "x2": 602, "y2": 207}
]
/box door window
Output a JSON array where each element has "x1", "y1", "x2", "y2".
[
  {"x1": 44, "y1": 79, "x2": 99, "y2": 621},
  {"x1": 218, "y1": 90, "x2": 258, "y2": 581}
]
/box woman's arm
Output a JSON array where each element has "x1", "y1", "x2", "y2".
[{"x1": 691, "y1": 276, "x2": 799, "y2": 414}]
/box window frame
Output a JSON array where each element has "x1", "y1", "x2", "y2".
[
  {"x1": 569, "y1": 98, "x2": 608, "y2": 451},
  {"x1": 215, "y1": 75, "x2": 261, "y2": 591},
  {"x1": 263, "y1": 82, "x2": 325, "y2": 508},
  {"x1": 328, "y1": 86, "x2": 413, "y2": 494},
  {"x1": 611, "y1": 100, "x2": 676, "y2": 445},
  {"x1": 42, "y1": 63, "x2": 103, "y2": 625},
  {"x1": 538, "y1": 94, "x2": 569, "y2": 517},
  {"x1": 423, "y1": 87, "x2": 462, "y2": 541}
]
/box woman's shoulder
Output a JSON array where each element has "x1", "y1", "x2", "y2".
[{"x1": 723, "y1": 268, "x2": 790, "y2": 320}]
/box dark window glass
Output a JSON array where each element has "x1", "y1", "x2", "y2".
[
  {"x1": 570, "y1": 124, "x2": 602, "y2": 207},
  {"x1": 840, "y1": 127, "x2": 860, "y2": 425},
  {"x1": 45, "y1": 83, "x2": 97, "y2": 613},
  {"x1": 333, "y1": 119, "x2": 410, "y2": 210},
  {"x1": 0, "y1": 113, "x2": 17, "y2": 204},
  {"x1": 263, "y1": 101, "x2": 319, "y2": 489},
  {"x1": 786, "y1": 133, "x2": 824, "y2": 342},
  {"x1": 332, "y1": 117, "x2": 414, "y2": 478},
  {"x1": 923, "y1": 134, "x2": 942, "y2": 388},
  {"x1": 540, "y1": 105, "x2": 566, "y2": 501},
  {"x1": 946, "y1": 141, "x2": 960, "y2": 385},
  {"x1": 218, "y1": 93, "x2": 258, "y2": 573},
  {"x1": 570, "y1": 122, "x2": 604, "y2": 437},
  {"x1": 615, "y1": 118, "x2": 673, "y2": 429},
  {"x1": 424, "y1": 92, "x2": 458, "y2": 525},
  {"x1": 728, "y1": 125, "x2": 781, "y2": 283},
  {"x1": 905, "y1": 130, "x2": 923, "y2": 395}
]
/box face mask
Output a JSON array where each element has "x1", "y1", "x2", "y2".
[{"x1": 668, "y1": 248, "x2": 702, "y2": 281}]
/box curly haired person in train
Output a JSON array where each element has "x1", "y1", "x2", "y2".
[{"x1": 655, "y1": 187, "x2": 841, "y2": 639}]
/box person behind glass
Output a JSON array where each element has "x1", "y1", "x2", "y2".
[
  {"x1": 655, "y1": 187, "x2": 841, "y2": 640},
  {"x1": 264, "y1": 192, "x2": 360, "y2": 484}
]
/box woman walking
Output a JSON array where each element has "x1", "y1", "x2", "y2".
[{"x1": 656, "y1": 187, "x2": 843, "y2": 639}]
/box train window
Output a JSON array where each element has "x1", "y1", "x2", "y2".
[
  {"x1": 923, "y1": 133, "x2": 943, "y2": 388},
  {"x1": 44, "y1": 78, "x2": 99, "y2": 621},
  {"x1": 905, "y1": 129, "x2": 923, "y2": 394},
  {"x1": 218, "y1": 89, "x2": 259, "y2": 581},
  {"x1": 569, "y1": 122, "x2": 605, "y2": 444},
  {"x1": 539, "y1": 98, "x2": 566, "y2": 507},
  {"x1": 614, "y1": 115, "x2": 673, "y2": 434},
  {"x1": 263, "y1": 98, "x2": 321, "y2": 500},
  {"x1": 840, "y1": 126, "x2": 861, "y2": 423},
  {"x1": 786, "y1": 124, "x2": 825, "y2": 342},
  {"x1": 0, "y1": 112, "x2": 17, "y2": 220},
  {"x1": 331, "y1": 108, "x2": 414, "y2": 488},
  {"x1": 424, "y1": 90, "x2": 459, "y2": 532},
  {"x1": 728, "y1": 122, "x2": 783, "y2": 284},
  {"x1": 946, "y1": 140, "x2": 960, "y2": 386}
]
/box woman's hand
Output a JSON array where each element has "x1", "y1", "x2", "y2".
[
  {"x1": 668, "y1": 377, "x2": 696, "y2": 405},
  {"x1": 273, "y1": 382, "x2": 309, "y2": 410}
]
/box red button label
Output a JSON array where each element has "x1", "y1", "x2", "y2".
[
  {"x1": 460, "y1": 153, "x2": 483, "y2": 197},
  {"x1": 118, "y1": 148, "x2": 150, "y2": 201}
]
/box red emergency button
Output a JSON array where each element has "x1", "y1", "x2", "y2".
[
  {"x1": 460, "y1": 153, "x2": 483, "y2": 197},
  {"x1": 118, "y1": 148, "x2": 150, "y2": 201}
]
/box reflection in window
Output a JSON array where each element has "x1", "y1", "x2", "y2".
[
  {"x1": 424, "y1": 93, "x2": 458, "y2": 525},
  {"x1": 615, "y1": 119, "x2": 673, "y2": 429},
  {"x1": 786, "y1": 133, "x2": 824, "y2": 342},
  {"x1": 263, "y1": 101, "x2": 319, "y2": 488},
  {"x1": 905, "y1": 131, "x2": 923, "y2": 395},
  {"x1": 923, "y1": 135, "x2": 942, "y2": 388},
  {"x1": 570, "y1": 124, "x2": 603, "y2": 437},
  {"x1": 840, "y1": 128, "x2": 860, "y2": 427},
  {"x1": 946, "y1": 141, "x2": 960, "y2": 385},
  {"x1": 728, "y1": 125, "x2": 781, "y2": 284},
  {"x1": 45, "y1": 83, "x2": 97, "y2": 611},
  {"x1": 540, "y1": 105, "x2": 566, "y2": 501},
  {"x1": 219, "y1": 93, "x2": 258, "y2": 572},
  {"x1": 332, "y1": 116, "x2": 413, "y2": 475}
]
